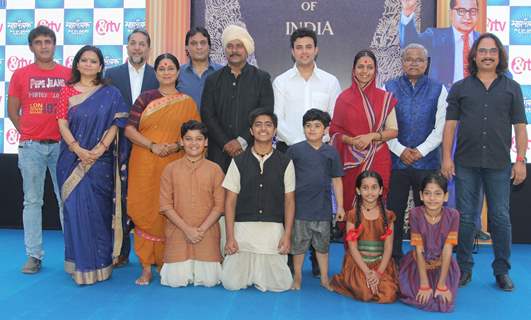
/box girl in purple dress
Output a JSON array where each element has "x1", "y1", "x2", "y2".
[{"x1": 399, "y1": 174, "x2": 460, "y2": 312}]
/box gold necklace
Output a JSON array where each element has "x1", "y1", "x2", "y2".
[{"x1": 424, "y1": 209, "x2": 442, "y2": 223}]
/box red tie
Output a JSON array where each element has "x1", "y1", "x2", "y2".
[{"x1": 462, "y1": 33, "x2": 470, "y2": 78}]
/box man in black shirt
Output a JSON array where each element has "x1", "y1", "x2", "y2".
[
  {"x1": 442, "y1": 33, "x2": 528, "y2": 291},
  {"x1": 201, "y1": 25, "x2": 274, "y2": 172}
]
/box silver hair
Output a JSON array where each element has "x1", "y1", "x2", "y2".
[{"x1": 401, "y1": 43, "x2": 428, "y2": 60}]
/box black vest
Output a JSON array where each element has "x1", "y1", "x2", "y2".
[{"x1": 234, "y1": 149, "x2": 290, "y2": 223}]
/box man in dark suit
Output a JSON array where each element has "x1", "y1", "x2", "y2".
[
  {"x1": 105, "y1": 29, "x2": 159, "y2": 267},
  {"x1": 399, "y1": 0, "x2": 480, "y2": 89}
]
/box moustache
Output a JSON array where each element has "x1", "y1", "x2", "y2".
[{"x1": 481, "y1": 58, "x2": 495, "y2": 62}]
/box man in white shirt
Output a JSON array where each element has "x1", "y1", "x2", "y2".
[
  {"x1": 273, "y1": 27, "x2": 341, "y2": 276},
  {"x1": 105, "y1": 29, "x2": 159, "y2": 267},
  {"x1": 273, "y1": 27, "x2": 341, "y2": 152}
]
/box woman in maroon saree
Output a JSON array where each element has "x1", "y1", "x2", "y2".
[{"x1": 330, "y1": 50, "x2": 398, "y2": 211}]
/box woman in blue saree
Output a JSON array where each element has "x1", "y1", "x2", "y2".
[{"x1": 56, "y1": 45, "x2": 128, "y2": 285}]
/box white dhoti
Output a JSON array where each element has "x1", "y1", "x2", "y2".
[
  {"x1": 221, "y1": 222, "x2": 293, "y2": 292},
  {"x1": 160, "y1": 260, "x2": 222, "y2": 288}
]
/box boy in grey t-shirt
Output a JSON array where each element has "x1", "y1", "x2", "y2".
[{"x1": 287, "y1": 109, "x2": 344, "y2": 290}]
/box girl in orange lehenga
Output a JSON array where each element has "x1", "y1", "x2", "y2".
[
  {"x1": 331, "y1": 170, "x2": 399, "y2": 303},
  {"x1": 125, "y1": 53, "x2": 200, "y2": 285}
]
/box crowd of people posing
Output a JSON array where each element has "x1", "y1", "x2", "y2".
[{"x1": 9, "y1": 19, "x2": 527, "y2": 314}]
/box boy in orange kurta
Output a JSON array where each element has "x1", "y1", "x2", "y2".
[{"x1": 159, "y1": 120, "x2": 225, "y2": 287}]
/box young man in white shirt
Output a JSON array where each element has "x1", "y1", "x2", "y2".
[{"x1": 273, "y1": 27, "x2": 341, "y2": 276}]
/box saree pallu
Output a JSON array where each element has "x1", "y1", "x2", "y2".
[
  {"x1": 330, "y1": 79, "x2": 396, "y2": 211},
  {"x1": 127, "y1": 92, "x2": 200, "y2": 267},
  {"x1": 57, "y1": 85, "x2": 129, "y2": 285}
]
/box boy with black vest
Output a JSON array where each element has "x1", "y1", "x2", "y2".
[{"x1": 221, "y1": 108, "x2": 295, "y2": 292}]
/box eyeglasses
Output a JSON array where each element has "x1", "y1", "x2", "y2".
[
  {"x1": 453, "y1": 8, "x2": 478, "y2": 17},
  {"x1": 477, "y1": 48, "x2": 498, "y2": 55},
  {"x1": 404, "y1": 58, "x2": 426, "y2": 64}
]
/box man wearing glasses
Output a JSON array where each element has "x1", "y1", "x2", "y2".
[
  {"x1": 442, "y1": 33, "x2": 527, "y2": 291},
  {"x1": 399, "y1": 0, "x2": 480, "y2": 90},
  {"x1": 385, "y1": 43, "x2": 447, "y2": 263}
]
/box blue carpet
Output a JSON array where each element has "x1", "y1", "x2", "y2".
[{"x1": 1, "y1": 229, "x2": 529, "y2": 319}]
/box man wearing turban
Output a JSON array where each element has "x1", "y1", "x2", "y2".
[{"x1": 201, "y1": 25, "x2": 274, "y2": 172}]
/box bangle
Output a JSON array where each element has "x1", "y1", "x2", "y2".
[
  {"x1": 516, "y1": 155, "x2": 527, "y2": 163},
  {"x1": 68, "y1": 141, "x2": 79, "y2": 151},
  {"x1": 436, "y1": 286, "x2": 448, "y2": 292},
  {"x1": 419, "y1": 286, "x2": 431, "y2": 291},
  {"x1": 99, "y1": 140, "x2": 109, "y2": 150}
]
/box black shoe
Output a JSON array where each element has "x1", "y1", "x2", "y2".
[
  {"x1": 459, "y1": 271, "x2": 472, "y2": 287},
  {"x1": 496, "y1": 274, "x2": 514, "y2": 292},
  {"x1": 476, "y1": 230, "x2": 491, "y2": 241},
  {"x1": 310, "y1": 253, "x2": 320, "y2": 278}
]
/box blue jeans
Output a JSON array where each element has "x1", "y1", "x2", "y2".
[
  {"x1": 455, "y1": 163, "x2": 512, "y2": 276},
  {"x1": 18, "y1": 140, "x2": 63, "y2": 260}
]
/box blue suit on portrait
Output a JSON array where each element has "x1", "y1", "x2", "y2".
[
  {"x1": 104, "y1": 63, "x2": 158, "y2": 262},
  {"x1": 400, "y1": 19, "x2": 479, "y2": 90}
]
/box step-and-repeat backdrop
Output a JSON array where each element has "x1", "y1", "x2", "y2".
[
  {"x1": 486, "y1": 0, "x2": 531, "y2": 161},
  {"x1": 0, "y1": 0, "x2": 146, "y2": 154}
]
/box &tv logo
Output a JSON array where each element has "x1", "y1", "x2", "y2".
[
  {"x1": 511, "y1": 56, "x2": 531, "y2": 75},
  {"x1": 7, "y1": 56, "x2": 33, "y2": 72},
  {"x1": 37, "y1": 19, "x2": 62, "y2": 33},
  {"x1": 6, "y1": 127, "x2": 20, "y2": 146},
  {"x1": 95, "y1": 19, "x2": 121, "y2": 36},
  {"x1": 65, "y1": 56, "x2": 75, "y2": 68},
  {"x1": 487, "y1": 17, "x2": 507, "y2": 32}
]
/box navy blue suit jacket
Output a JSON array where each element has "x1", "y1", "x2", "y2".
[
  {"x1": 400, "y1": 20, "x2": 479, "y2": 90},
  {"x1": 104, "y1": 63, "x2": 158, "y2": 107}
]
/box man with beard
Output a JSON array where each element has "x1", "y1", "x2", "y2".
[{"x1": 105, "y1": 29, "x2": 159, "y2": 267}]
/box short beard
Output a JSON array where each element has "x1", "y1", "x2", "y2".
[{"x1": 130, "y1": 56, "x2": 145, "y2": 65}]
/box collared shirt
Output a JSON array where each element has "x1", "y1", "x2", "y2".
[
  {"x1": 177, "y1": 60, "x2": 222, "y2": 110},
  {"x1": 128, "y1": 61, "x2": 146, "y2": 104},
  {"x1": 222, "y1": 149, "x2": 295, "y2": 194},
  {"x1": 446, "y1": 75, "x2": 527, "y2": 169},
  {"x1": 386, "y1": 82, "x2": 448, "y2": 157},
  {"x1": 273, "y1": 63, "x2": 341, "y2": 145}
]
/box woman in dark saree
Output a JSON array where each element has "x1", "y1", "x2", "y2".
[{"x1": 56, "y1": 45, "x2": 128, "y2": 285}]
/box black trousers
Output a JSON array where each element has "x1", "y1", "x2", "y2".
[{"x1": 387, "y1": 168, "x2": 435, "y2": 260}]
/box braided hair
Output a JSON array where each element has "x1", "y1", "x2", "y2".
[{"x1": 354, "y1": 170, "x2": 388, "y2": 232}]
